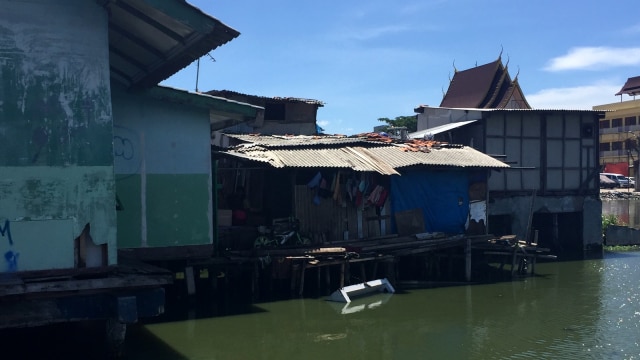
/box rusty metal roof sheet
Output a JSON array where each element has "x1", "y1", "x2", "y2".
[{"x1": 368, "y1": 145, "x2": 509, "y2": 169}]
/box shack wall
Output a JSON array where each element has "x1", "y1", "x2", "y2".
[
  {"x1": 294, "y1": 185, "x2": 390, "y2": 242},
  {"x1": 484, "y1": 110, "x2": 602, "y2": 253},
  {"x1": 486, "y1": 111, "x2": 598, "y2": 192},
  {"x1": 112, "y1": 87, "x2": 213, "y2": 248},
  {"x1": 0, "y1": 0, "x2": 116, "y2": 272}
]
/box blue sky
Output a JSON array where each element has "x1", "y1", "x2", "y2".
[{"x1": 162, "y1": 1, "x2": 640, "y2": 135}]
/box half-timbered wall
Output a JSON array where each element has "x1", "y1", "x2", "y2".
[{"x1": 484, "y1": 110, "x2": 602, "y2": 254}]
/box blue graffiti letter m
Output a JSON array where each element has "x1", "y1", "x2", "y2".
[{"x1": 0, "y1": 220, "x2": 12, "y2": 246}]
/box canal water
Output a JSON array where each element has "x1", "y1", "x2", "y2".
[
  {"x1": 5, "y1": 200, "x2": 640, "y2": 359},
  {"x1": 119, "y1": 252, "x2": 639, "y2": 360}
]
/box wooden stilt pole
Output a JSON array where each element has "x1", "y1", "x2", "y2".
[
  {"x1": 299, "y1": 262, "x2": 306, "y2": 296},
  {"x1": 185, "y1": 266, "x2": 196, "y2": 296},
  {"x1": 290, "y1": 263, "x2": 299, "y2": 295},
  {"x1": 372, "y1": 261, "x2": 379, "y2": 280},
  {"x1": 105, "y1": 318, "x2": 127, "y2": 359},
  {"x1": 511, "y1": 249, "x2": 518, "y2": 278},
  {"x1": 317, "y1": 265, "x2": 321, "y2": 294},
  {"x1": 325, "y1": 266, "x2": 331, "y2": 294},
  {"x1": 465, "y1": 238, "x2": 472, "y2": 282}
]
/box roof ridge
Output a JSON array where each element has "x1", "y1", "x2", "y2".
[{"x1": 483, "y1": 66, "x2": 509, "y2": 108}]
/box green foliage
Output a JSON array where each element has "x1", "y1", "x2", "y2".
[
  {"x1": 604, "y1": 245, "x2": 640, "y2": 252},
  {"x1": 602, "y1": 214, "x2": 625, "y2": 236},
  {"x1": 377, "y1": 115, "x2": 418, "y2": 133}
]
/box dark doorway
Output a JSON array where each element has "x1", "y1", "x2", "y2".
[
  {"x1": 531, "y1": 212, "x2": 583, "y2": 259},
  {"x1": 488, "y1": 214, "x2": 512, "y2": 237},
  {"x1": 264, "y1": 168, "x2": 293, "y2": 221}
]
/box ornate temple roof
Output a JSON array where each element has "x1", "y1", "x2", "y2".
[
  {"x1": 440, "y1": 57, "x2": 531, "y2": 109},
  {"x1": 615, "y1": 76, "x2": 640, "y2": 97}
]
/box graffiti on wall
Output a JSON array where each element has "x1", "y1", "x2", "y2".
[
  {"x1": 112, "y1": 125, "x2": 141, "y2": 176},
  {"x1": 113, "y1": 135, "x2": 134, "y2": 161},
  {"x1": 1, "y1": 219, "x2": 19, "y2": 272},
  {"x1": 113, "y1": 126, "x2": 142, "y2": 215}
]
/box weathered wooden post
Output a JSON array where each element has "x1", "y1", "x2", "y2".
[{"x1": 465, "y1": 237, "x2": 472, "y2": 281}]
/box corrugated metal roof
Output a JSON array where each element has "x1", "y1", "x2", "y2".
[
  {"x1": 103, "y1": 0, "x2": 239, "y2": 89},
  {"x1": 146, "y1": 86, "x2": 263, "y2": 129},
  {"x1": 151, "y1": 86, "x2": 263, "y2": 113},
  {"x1": 220, "y1": 143, "x2": 509, "y2": 174},
  {"x1": 225, "y1": 134, "x2": 368, "y2": 147},
  {"x1": 224, "y1": 146, "x2": 399, "y2": 175},
  {"x1": 207, "y1": 90, "x2": 325, "y2": 106},
  {"x1": 367, "y1": 146, "x2": 509, "y2": 169}
]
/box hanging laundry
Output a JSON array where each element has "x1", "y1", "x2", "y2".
[
  {"x1": 333, "y1": 172, "x2": 341, "y2": 202},
  {"x1": 367, "y1": 185, "x2": 384, "y2": 205},
  {"x1": 318, "y1": 177, "x2": 332, "y2": 198},
  {"x1": 307, "y1": 171, "x2": 322, "y2": 188},
  {"x1": 375, "y1": 187, "x2": 388, "y2": 208}
]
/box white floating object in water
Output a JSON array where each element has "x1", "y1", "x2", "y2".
[{"x1": 328, "y1": 278, "x2": 395, "y2": 303}]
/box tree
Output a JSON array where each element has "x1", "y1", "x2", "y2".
[{"x1": 377, "y1": 115, "x2": 417, "y2": 133}]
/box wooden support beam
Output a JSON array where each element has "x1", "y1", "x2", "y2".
[
  {"x1": 325, "y1": 266, "x2": 331, "y2": 294},
  {"x1": 184, "y1": 266, "x2": 196, "y2": 296},
  {"x1": 299, "y1": 262, "x2": 307, "y2": 296},
  {"x1": 465, "y1": 238, "x2": 472, "y2": 282}
]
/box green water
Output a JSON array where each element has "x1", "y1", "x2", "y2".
[
  {"x1": 117, "y1": 252, "x2": 640, "y2": 360},
  {"x1": 3, "y1": 252, "x2": 638, "y2": 359},
  {"x1": 5, "y1": 198, "x2": 639, "y2": 359}
]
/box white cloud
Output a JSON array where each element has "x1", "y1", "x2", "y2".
[
  {"x1": 317, "y1": 120, "x2": 330, "y2": 128},
  {"x1": 623, "y1": 23, "x2": 640, "y2": 34},
  {"x1": 527, "y1": 83, "x2": 621, "y2": 109},
  {"x1": 342, "y1": 25, "x2": 412, "y2": 41},
  {"x1": 544, "y1": 47, "x2": 640, "y2": 71}
]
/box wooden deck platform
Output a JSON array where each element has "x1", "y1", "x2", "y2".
[
  {"x1": 0, "y1": 259, "x2": 172, "y2": 329},
  {"x1": 167, "y1": 233, "x2": 554, "y2": 299}
]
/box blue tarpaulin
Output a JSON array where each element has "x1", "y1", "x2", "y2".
[{"x1": 390, "y1": 170, "x2": 469, "y2": 234}]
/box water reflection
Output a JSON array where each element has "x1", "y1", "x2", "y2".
[
  {"x1": 121, "y1": 252, "x2": 640, "y2": 360},
  {"x1": 326, "y1": 293, "x2": 394, "y2": 315},
  {"x1": 603, "y1": 198, "x2": 640, "y2": 228}
]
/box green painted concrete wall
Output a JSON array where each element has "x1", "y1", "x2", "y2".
[
  {"x1": 0, "y1": 1, "x2": 117, "y2": 272},
  {"x1": 117, "y1": 174, "x2": 211, "y2": 248},
  {"x1": 112, "y1": 86, "x2": 213, "y2": 249},
  {"x1": 0, "y1": 167, "x2": 116, "y2": 270}
]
